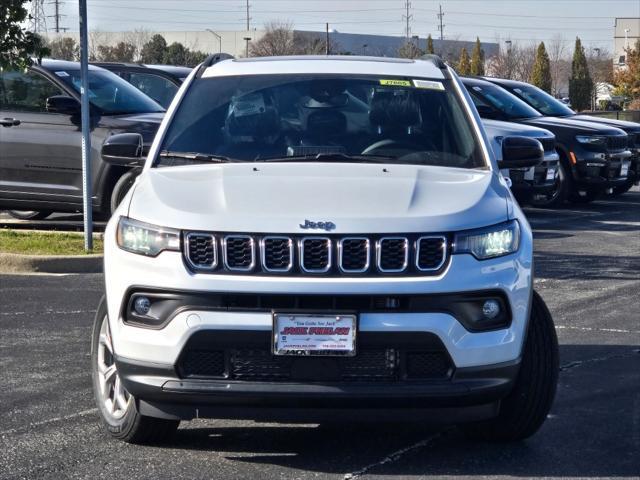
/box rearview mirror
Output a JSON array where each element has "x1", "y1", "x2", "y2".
[
  {"x1": 101, "y1": 133, "x2": 144, "y2": 167},
  {"x1": 46, "y1": 95, "x2": 80, "y2": 115},
  {"x1": 499, "y1": 136, "x2": 544, "y2": 169}
]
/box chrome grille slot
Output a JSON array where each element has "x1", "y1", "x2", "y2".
[
  {"x1": 223, "y1": 235, "x2": 255, "y2": 271},
  {"x1": 300, "y1": 237, "x2": 331, "y2": 273},
  {"x1": 377, "y1": 237, "x2": 409, "y2": 272},
  {"x1": 261, "y1": 236, "x2": 293, "y2": 272},
  {"x1": 185, "y1": 233, "x2": 217, "y2": 270},
  {"x1": 339, "y1": 237, "x2": 370, "y2": 273},
  {"x1": 416, "y1": 236, "x2": 447, "y2": 271}
]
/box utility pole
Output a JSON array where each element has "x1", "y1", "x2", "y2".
[
  {"x1": 326, "y1": 23, "x2": 330, "y2": 55},
  {"x1": 402, "y1": 0, "x2": 413, "y2": 38},
  {"x1": 437, "y1": 4, "x2": 445, "y2": 42},
  {"x1": 48, "y1": 0, "x2": 65, "y2": 33},
  {"x1": 78, "y1": 0, "x2": 93, "y2": 251},
  {"x1": 29, "y1": 0, "x2": 47, "y2": 33},
  {"x1": 246, "y1": 0, "x2": 250, "y2": 31}
]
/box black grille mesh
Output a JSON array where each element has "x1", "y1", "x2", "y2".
[
  {"x1": 607, "y1": 136, "x2": 628, "y2": 150},
  {"x1": 417, "y1": 237, "x2": 446, "y2": 270},
  {"x1": 181, "y1": 350, "x2": 224, "y2": 377},
  {"x1": 406, "y1": 352, "x2": 451, "y2": 379},
  {"x1": 538, "y1": 137, "x2": 555, "y2": 152},
  {"x1": 340, "y1": 238, "x2": 369, "y2": 272},
  {"x1": 379, "y1": 238, "x2": 408, "y2": 271},
  {"x1": 186, "y1": 234, "x2": 215, "y2": 268},
  {"x1": 302, "y1": 238, "x2": 330, "y2": 271},
  {"x1": 225, "y1": 236, "x2": 254, "y2": 269},
  {"x1": 263, "y1": 237, "x2": 292, "y2": 271}
]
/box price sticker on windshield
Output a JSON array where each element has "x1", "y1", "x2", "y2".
[
  {"x1": 379, "y1": 79, "x2": 412, "y2": 87},
  {"x1": 413, "y1": 79, "x2": 445, "y2": 91}
]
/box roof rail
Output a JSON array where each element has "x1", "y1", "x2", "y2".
[
  {"x1": 419, "y1": 54, "x2": 447, "y2": 69},
  {"x1": 196, "y1": 53, "x2": 234, "y2": 77}
]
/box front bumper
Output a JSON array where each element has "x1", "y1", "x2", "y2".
[
  {"x1": 509, "y1": 152, "x2": 560, "y2": 198},
  {"x1": 572, "y1": 149, "x2": 633, "y2": 190}
]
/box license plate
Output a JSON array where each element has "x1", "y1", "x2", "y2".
[
  {"x1": 273, "y1": 313, "x2": 356, "y2": 356},
  {"x1": 546, "y1": 168, "x2": 556, "y2": 181},
  {"x1": 621, "y1": 162, "x2": 629, "y2": 177}
]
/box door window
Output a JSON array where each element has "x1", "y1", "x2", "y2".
[
  {"x1": 127, "y1": 72, "x2": 178, "y2": 108},
  {"x1": 0, "y1": 70, "x2": 64, "y2": 112}
]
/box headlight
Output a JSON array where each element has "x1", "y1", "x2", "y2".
[
  {"x1": 575, "y1": 135, "x2": 607, "y2": 146},
  {"x1": 453, "y1": 220, "x2": 520, "y2": 260},
  {"x1": 116, "y1": 217, "x2": 180, "y2": 256}
]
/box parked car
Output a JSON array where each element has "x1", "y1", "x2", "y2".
[
  {"x1": 91, "y1": 54, "x2": 559, "y2": 444},
  {"x1": 461, "y1": 77, "x2": 632, "y2": 206},
  {"x1": 482, "y1": 119, "x2": 560, "y2": 206},
  {"x1": 93, "y1": 63, "x2": 192, "y2": 108},
  {"x1": 0, "y1": 59, "x2": 165, "y2": 219},
  {"x1": 482, "y1": 77, "x2": 640, "y2": 196}
]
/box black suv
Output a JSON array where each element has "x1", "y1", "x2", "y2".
[
  {"x1": 0, "y1": 59, "x2": 164, "y2": 219},
  {"x1": 462, "y1": 77, "x2": 631, "y2": 206},
  {"x1": 482, "y1": 77, "x2": 640, "y2": 196},
  {"x1": 93, "y1": 63, "x2": 192, "y2": 108}
]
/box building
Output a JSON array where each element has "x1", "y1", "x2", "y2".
[
  {"x1": 43, "y1": 29, "x2": 498, "y2": 63},
  {"x1": 614, "y1": 17, "x2": 640, "y2": 69}
]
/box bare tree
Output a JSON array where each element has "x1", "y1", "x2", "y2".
[
  {"x1": 513, "y1": 44, "x2": 536, "y2": 82},
  {"x1": 397, "y1": 39, "x2": 422, "y2": 59},
  {"x1": 249, "y1": 21, "x2": 297, "y2": 57},
  {"x1": 89, "y1": 29, "x2": 113, "y2": 61},
  {"x1": 548, "y1": 34, "x2": 568, "y2": 96},
  {"x1": 123, "y1": 29, "x2": 151, "y2": 62},
  {"x1": 586, "y1": 46, "x2": 613, "y2": 109}
]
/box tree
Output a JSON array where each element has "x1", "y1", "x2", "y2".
[
  {"x1": 249, "y1": 22, "x2": 297, "y2": 57},
  {"x1": 614, "y1": 39, "x2": 640, "y2": 106},
  {"x1": 163, "y1": 42, "x2": 189, "y2": 65},
  {"x1": 97, "y1": 41, "x2": 136, "y2": 62},
  {"x1": 569, "y1": 37, "x2": 593, "y2": 111},
  {"x1": 185, "y1": 49, "x2": 208, "y2": 66},
  {"x1": 397, "y1": 39, "x2": 423, "y2": 59},
  {"x1": 548, "y1": 34, "x2": 569, "y2": 96},
  {"x1": 48, "y1": 37, "x2": 79, "y2": 61},
  {"x1": 530, "y1": 42, "x2": 552, "y2": 93},
  {"x1": 470, "y1": 37, "x2": 484, "y2": 76},
  {"x1": 426, "y1": 34, "x2": 434, "y2": 55},
  {"x1": 140, "y1": 34, "x2": 167, "y2": 64},
  {"x1": 456, "y1": 47, "x2": 471, "y2": 75},
  {"x1": 0, "y1": 0, "x2": 50, "y2": 69}
]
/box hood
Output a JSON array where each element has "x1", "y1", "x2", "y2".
[
  {"x1": 128, "y1": 163, "x2": 510, "y2": 234},
  {"x1": 483, "y1": 119, "x2": 554, "y2": 139},
  {"x1": 99, "y1": 112, "x2": 164, "y2": 143},
  {"x1": 572, "y1": 114, "x2": 640, "y2": 134},
  {"x1": 524, "y1": 116, "x2": 627, "y2": 136}
]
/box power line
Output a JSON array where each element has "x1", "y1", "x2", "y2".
[
  {"x1": 402, "y1": 0, "x2": 412, "y2": 38},
  {"x1": 29, "y1": 0, "x2": 47, "y2": 33}
]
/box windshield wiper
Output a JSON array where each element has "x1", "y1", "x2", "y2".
[
  {"x1": 159, "y1": 151, "x2": 236, "y2": 163},
  {"x1": 257, "y1": 153, "x2": 395, "y2": 163}
]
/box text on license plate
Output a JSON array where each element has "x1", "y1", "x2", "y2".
[{"x1": 273, "y1": 313, "x2": 356, "y2": 356}]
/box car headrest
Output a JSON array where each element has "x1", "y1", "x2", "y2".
[
  {"x1": 304, "y1": 109, "x2": 347, "y2": 138},
  {"x1": 369, "y1": 88, "x2": 421, "y2": 132},
  {"x1": 226, "y1": 92, "x2": 280, "y2": 139}
]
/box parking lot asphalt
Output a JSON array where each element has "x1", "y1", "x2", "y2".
[{"x1": 1, "y1": 191, "x2": 639, "y2": 480}]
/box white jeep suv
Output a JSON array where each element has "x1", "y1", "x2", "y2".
[{"x1": 92, "y1": 54, "x2": 559, "y2": 444}]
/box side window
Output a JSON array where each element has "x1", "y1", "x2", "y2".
[
  {"x1": 0, "y1": 70, "x2": 64, "y2": 112},
  {"x1": 127, "y1": 72, "x2": 178, "y2": 108}
]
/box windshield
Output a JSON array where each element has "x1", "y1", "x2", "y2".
[
  {"x1": 157, "y1": 74, "x2": 485, "y2": 169},
  {"x1": 465, "y1": 82, "x2": 541, "y2": 120},
  {"x1": 53, "y1": 69, "x2": 164, "y2": 114},
  {"x1": 507, "y1": 83, "x2": 575, "y2": 116}
]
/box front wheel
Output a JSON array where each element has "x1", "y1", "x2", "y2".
[
  {"x1": 463, "y1": 291, "x2": 559, "y2": 442},
  {"x1": 611, "y1": 181, "x2": 633, "y2": 196},
  {"x1": 110, "y1": 170, "x2": 138, "y2": 215},
  {"x1": 7, "y1": 210, "x2": 53, "y2": 220},
  {"x1": 91, "y1": 297, "x2": 179, "y2": 443},
  {"x1": 530, "y1": 162, "x2": 569, "y2": 208}
]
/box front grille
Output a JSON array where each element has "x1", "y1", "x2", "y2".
[
  {"x1": 185, "y1": 233, "x2": 216, "y2": 270},
  {"x1": 405, "y1": 352, "x2": 451, "y2": 379},
  {"x1": 378, "y1": 237, "x2": 409, "y2": 272},
  {"x1": 184, "y1": 233, "x2": 449, "y2": 276},
  {"x1": 607, "y1": 135, "x2": 628, "y2": 151},
  {"x1": 181, "y1": 350, "x2": 224, "y2": 377},
  {"x1": 223, "y1": 235, "x2": 255, "y2": 271},
  {"x1": 538, "y1": 137, "x2": 556, "y2": 152},
  {"x1": 631, "y1": 133, "x2": 640, "y2": 148},
  {"x1": 300, "y1": 237, "x2": 331, "y2": 272},
  {"x1": 416, "y1": 236, "x2": 446, "y2": 271}
]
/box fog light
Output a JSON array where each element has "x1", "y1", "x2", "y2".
[
  {"x1": 133, "y1": 296, "x2": 151, "y2": 316},
  {"x1": 482, "y1": 299, "x2": 501, "y2": 319}
]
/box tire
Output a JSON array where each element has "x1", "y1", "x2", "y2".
[
  {"x1": 530, "y1": 161, "x2": 569, "y2": 208},
  {"x1": 463, "y1": 290, "x2": 559, "y2": 442},
  {"x1": 110, "y1": 170, "x2": 138, "y2": 215},
  {"x1": 7, "y1": 210, "x2": 53, "y2": 220},
  {"x1": 611, "y1": 181, "x2": 633, "y2": 196},
  {"x1": 569, "y1": 188, "x2": 600, "y2": 204},
  {"x1": 91, "y1": 296, "x2": 179, "y2": 444}
]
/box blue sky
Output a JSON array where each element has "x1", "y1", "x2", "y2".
[{"x1": 53, "y1": 0, "x2": 640, "y2": 52}]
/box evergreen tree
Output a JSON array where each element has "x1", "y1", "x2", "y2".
[
  {"x1": 426, "y1": 34, "x2": 435, "y2": 55},
  {"x1": 470, "y1": 37, "x2": 484, "y2": 76},
  {"x1": 457, "y1": 47, "x2": 471, "y2": 75},
  {"x1": 530, "y1": 41, "x2": 552, "y2": 92},
  {"x1": 569, "y1": 37, "x2": 593, "y2": 111},
  {"x1": 140, "y1": 35, "x2": 167, "y2": 64}
]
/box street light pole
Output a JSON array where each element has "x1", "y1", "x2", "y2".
[
  {"x1": 505, "y1": 40, "x2": 513, "y2": 79},
  {"x1": 206, "y1": 29, "x2": 222, "y2": 53},
  {"x1": 243, "y1": 36, "x2": 251, "y2": 57},
  {"x1": 78, "y1": 0, "x2": 92, "y2": 251}
]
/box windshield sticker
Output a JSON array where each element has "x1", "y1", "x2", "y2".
[
  {"x1": 413, "y1": 79, "x2": 445, "y2": 91},
  {"x1": 54, "y1": 71, "x2": 70, "y2": 77},
  {"x1": 472, "y1": 86, "x2": 483, "y2": 91},
  {"x1": 513, "y1": 88, "x2": 523, "y2": 93},
  {"x1": 379, "y1": 79, "x2": 412, "y2": 87}
]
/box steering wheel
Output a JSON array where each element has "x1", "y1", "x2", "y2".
[{"x1": 361, "y1": 138, "x2": 425, "y2": 156}]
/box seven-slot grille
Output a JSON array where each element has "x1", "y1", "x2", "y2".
[
  {"x1": 537, "y1": 137, "x2": 556, "y2": 153},
  {"x1": 184, "y1": 233, "x2": 448, "y2": 276},
  {"x1": 607, "y1": 135, "x2": 628, "y2": 151}
]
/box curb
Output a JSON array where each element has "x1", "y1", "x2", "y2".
[{"x1": 0, "y1": 252, "x2": 103, "y2": 274}]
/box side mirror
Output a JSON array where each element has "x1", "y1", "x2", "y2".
[
  {"x1": 101, "y1": 133, "x2": 144, "y2": 167},
  {"x1": 498, "y1": 136, "x2": 544, "y2": 169},
  {"x1": 46, "y1": 95, "x2": 80, "y2": 115}
]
